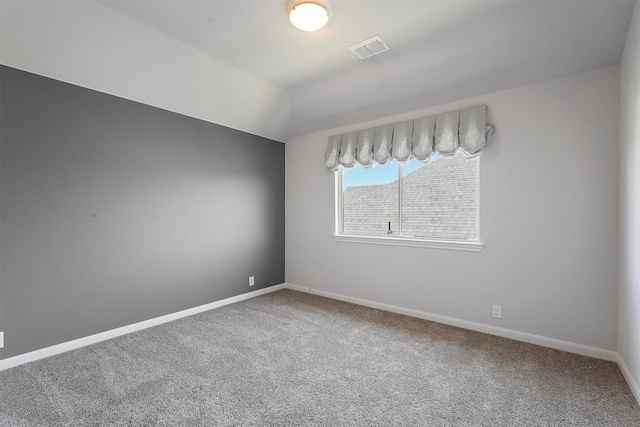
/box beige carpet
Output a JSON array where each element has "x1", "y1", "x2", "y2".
[{"x1": 0, "y1": 289, "x2": 638, "y2": 426}]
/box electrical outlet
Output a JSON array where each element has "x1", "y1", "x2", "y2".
[
  {"x1": 0, "y1": 331, "x2": 4, "y2": 348},
  {"x1": 492, "y1": 305, "x2": 502, "y2": 319},
  {"x1": 249, "y1": 276, "x2": 255, "y2": 286}
]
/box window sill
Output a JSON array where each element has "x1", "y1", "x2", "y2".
[{"x1": 333, "y1": 235, "x2": 484, "y2": 252}]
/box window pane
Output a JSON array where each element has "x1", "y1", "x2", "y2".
[
  {"x1": 401, "y1": 152, "x2": 478, "y2": 241},
  {"x1": 342, "y1": 161, "x2": 399, "y2": 236}
]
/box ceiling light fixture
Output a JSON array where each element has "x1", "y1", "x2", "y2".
[{"x1": 289, "y1": 2, "x2": 329, "y2": 32}]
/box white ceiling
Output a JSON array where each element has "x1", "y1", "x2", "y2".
[{"x1": 98, "y1": 0, "x2": 635, "y2": 138}]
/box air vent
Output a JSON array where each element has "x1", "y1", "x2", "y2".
[{"x1": 349, "y1": 35, "x2": 389, "y2": 60}]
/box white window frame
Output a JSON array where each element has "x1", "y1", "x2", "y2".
[{"x1": 333, "y1": 157, "x2": 484, "y2": 252}]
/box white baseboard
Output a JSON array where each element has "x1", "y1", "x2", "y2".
[
  {"x1": 0, "y1": 284, "x2": 285, "y2": 371},
  {"x1": 618, "y1": 354, "x2": 640, "y2": 406},
  {"x1": 3, "y1": 282, "x2": 638, "y2": 407},
  {"x1": 284, "y1": 283, "x2": 618, "y2": 362}
]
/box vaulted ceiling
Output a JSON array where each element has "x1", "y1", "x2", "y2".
[{"x1": 99, "y1": 0, "x2": 635, "y2": 138}]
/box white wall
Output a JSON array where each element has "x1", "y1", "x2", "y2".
[
  {"x1": 0, "y1": 0, "x2": 290, "y2": 142},
  {"x1": 619, "y1": 0, "x2": 640, "y2": 398},
  {"x1": 286, "y1": 65, "x2": 619, "y2": 352}
]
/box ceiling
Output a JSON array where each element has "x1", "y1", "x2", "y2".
[{"x1": 98, "y1": 0, "x2": 635, "y2": 138}]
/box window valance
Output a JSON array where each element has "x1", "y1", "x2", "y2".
[{"x1": 325, "y1": 105, "x2": 495, "y2": 171}]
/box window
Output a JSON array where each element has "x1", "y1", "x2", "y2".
[
  {"x1": 327, "y1": 105, "x2": 492, "y2": 251},
  {"x1": 336, "y1": 151, "x2": 481, "y2": 250}
]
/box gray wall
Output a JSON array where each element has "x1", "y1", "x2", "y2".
[
  {"x1": 286, "y1": 65, "x2": 619, "y2": 352},
  {"x1": 0, "y1": 66, "x2": 285, "y2": 359},
  {"x1": 619, "y1": 0, "x2": 640, "y2": 398}
]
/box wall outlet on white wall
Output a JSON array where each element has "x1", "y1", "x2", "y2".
[
  {"x1": 249, "y1": 276, "x2": 255, "y2": 286},
  {"x1": 492, "y1": 305, "x2": 502, "y2": 319},
  {"x1": 0, "y1": 331, "x2": 4, "y2": 348}
]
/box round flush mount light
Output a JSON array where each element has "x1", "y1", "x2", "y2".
[{"x1": 289, "y1": 2, "x2": 329, "y2": 32}]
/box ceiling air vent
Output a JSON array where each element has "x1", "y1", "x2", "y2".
[{"x1": 349, "y1": 35, "x2": 389, "y2": 60}]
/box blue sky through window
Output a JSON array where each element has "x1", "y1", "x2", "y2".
[{"x1": 343, "y1": 154, "x2": 441, "y2": 189}]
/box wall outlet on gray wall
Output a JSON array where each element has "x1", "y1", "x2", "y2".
[
  {"x1": 249, "y1": 276, "x2": 255, "y2": 286},
  {"x1": 0, "y1": 331, "x2": 4, "y2": 348},
  {"x1": 492, "y1": 305, "x2": 502, "y2": 319}
]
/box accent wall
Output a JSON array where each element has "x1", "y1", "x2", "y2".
[{"x1": 0, "y1": 66, "x2": 285, "y2": 358}]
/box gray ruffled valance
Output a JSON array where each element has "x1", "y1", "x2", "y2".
[{"x1": 325, "y1": 105, "x2": 494, "y2": 171}]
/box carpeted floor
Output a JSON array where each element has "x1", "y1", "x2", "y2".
[{"x1": 0, "y1": 289, "x2": 638, "y2": 426}]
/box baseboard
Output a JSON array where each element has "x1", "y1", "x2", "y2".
[
  {"x1": 618, "y1": 354, "x2": 640, "y2": 406},
  {"x1": 284, "y1": 283, "x2": 618, "y2": 362},
  {"x1": 0, "y1": 284, "x2": 285, "y2": 371},
  {"x1": 2, "y1": 282, "x2": 637, "y2": 406}
]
